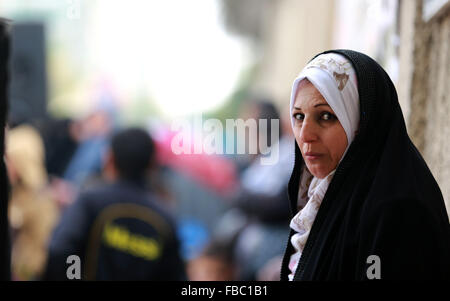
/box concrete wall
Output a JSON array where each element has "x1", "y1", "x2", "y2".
[
  {"x1": 399, "y1": 0, "x2": 450, "y2": 217},
  {"x1": 421, "y1": 3, "x2": 450, "y2": 217}
]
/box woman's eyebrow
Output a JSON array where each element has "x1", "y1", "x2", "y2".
[
  {"x1": 314, "y1": 103, "x2": 330, "y2": 108},
  {"x1": 293, "y1": 103, "x2": 330, "y2": 110}
]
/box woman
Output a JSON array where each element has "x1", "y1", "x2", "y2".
[
  {"x1": 6, "y1": 125, "x2": 59, "y2": 280},
  {"x1": 280, "y1": 50, "x2": 450, "y2": 280}
]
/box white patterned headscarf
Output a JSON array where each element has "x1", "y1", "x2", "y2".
[
  {"x1": 290, "y1": 53, "x2": 359, "y2": 147},
  {"x1": 287, "y1": 53, "x2": 360, "y2": 281}
]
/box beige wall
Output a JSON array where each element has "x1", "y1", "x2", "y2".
[
  {"x1": 251, "y1": 0, "x2": 335, "y2": 111},
  {"x1": 399, "y1": 0, "x2": 450, "y2": 217},
  {"x1": 422, "y1": 5, "x2": 450, "y2": 217}
]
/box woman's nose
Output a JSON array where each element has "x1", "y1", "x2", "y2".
[{"x1": 299, "y1": 119, "x2": 318, "y2": 143}]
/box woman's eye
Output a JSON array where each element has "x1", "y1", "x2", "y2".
[
  {"x1": 321, "y1": 112, "x2": 335, "y2": 121},
  {"x1": 293, "y1": 113, "x2": 304, "y2": 121}
]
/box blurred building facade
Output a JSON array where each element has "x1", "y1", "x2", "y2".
[{"x1": 220, "y1": 0, "x2": 450, "y2": 216}]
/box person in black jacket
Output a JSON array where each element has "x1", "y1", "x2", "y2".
[
  {"x1": 280, "y1": 50, "x2": 450, "y2": 280},
  {"x1": 44, "y1": 128, "x2": 186, "y2": 280},
  {"x1": 0, "y1": 19, "x2": 11, "y2": 281}
]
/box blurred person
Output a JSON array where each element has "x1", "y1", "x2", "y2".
[
  {"x1": 281, "y1": 50, "x2": 450, "y2": 280},
  {"x1": 228, "y1": 99, "x2": 291, "y2": 223},
  {"x1": 62, "y1": 105, "x2": 116, "y2": 191},
  {"x1": 33, "y1": 117, "x2": 81, "y2": 179},
  {"x1": 220, "y1": 100, "x2": 292, "y2": 280},
  {"x1": 5, "y1": 124, "x2": 59, "y2": 280},
  {"x1": 149, "y1": 122, "x2": 237, "y2": 261},
  {"x1": 43, "y1": 127, "x2": 186, "y2": 280},
  {"x1": 32, "y1": 117, "x2": 82, "y2": 210},
  {"x1": 231, "y1": 221, "x2": 288, "y2": 281},
  {"x1": 256, "y1": 254, "x2": 283, "y2": 281},
  {"x1": 0, "y1": 19, "x2": 10, "y2": 280},
  {"x1": 28, "y1": 111, "x2": 113, "y2": 212},
  {"x1": 232, "y1": 99, "x2": 282, "y2": 173},
  {"x1": 187, "y1": 238, "x2": 236, "y2": 281}
]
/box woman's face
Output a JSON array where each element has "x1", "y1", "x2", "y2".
[{"x1": 292, "y1": 80, "x2": 348, "y2": 179}]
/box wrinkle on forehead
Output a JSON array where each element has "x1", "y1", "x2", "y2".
[{"x1": 294, "y1": 81, "x2": 328, "y2": 110}]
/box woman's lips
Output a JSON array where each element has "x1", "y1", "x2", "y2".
[{"x1": 304, "y1": 152, "x2": 323, "y2": 160}]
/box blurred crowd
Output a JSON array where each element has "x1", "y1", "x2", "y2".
[{"x1": 5, "y1": 95, "x2": 295, "y2": 281}]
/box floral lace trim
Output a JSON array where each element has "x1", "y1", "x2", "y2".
[
  {"x1": 287, "y1": 169, "x2": 335, "y2": 280},
  {"x1": 306, "y1": 57, "x2": 352, "y2": 91}
]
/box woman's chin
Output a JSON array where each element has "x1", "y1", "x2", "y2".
[{"x1": 307, "y1": 165, "x2": 330, "y2": 179}]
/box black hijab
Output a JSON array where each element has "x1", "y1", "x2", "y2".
[{"x1": 280, "y1": 49, "x2": 450, "y2": 280}]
